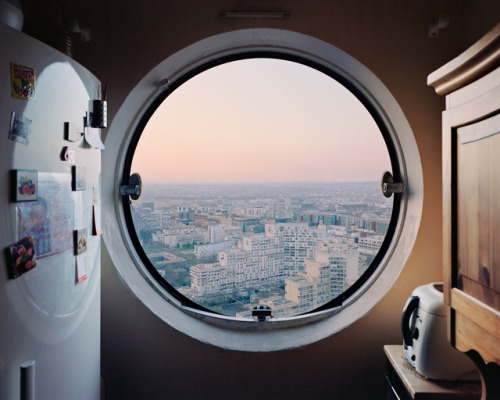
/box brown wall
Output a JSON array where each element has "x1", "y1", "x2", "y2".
[{"x1": 22, "y1": 1, "x2": 499, "y2": 398}]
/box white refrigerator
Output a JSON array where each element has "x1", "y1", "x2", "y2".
[{"x1": 0, "y1": 22, "x2": 102, "y2": 400}]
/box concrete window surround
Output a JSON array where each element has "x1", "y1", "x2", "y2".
[{"x1": 102, "y1": 28, "x2": 423, "y2": 352}]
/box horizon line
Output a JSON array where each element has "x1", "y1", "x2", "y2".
[{"x1": 141, "y1": 180, "x2": 380, "y2": 184}]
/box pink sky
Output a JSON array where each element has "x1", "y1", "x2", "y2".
[{"x1": 131, "y1": 58, "x2": 391, "y2": 183}]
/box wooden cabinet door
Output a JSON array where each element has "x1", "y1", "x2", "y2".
[
  {"x1": 453, "y1": 112, "x2": 500, "y2": 364},
  {"x1": 457, "y1": 113, "x2": 500, "y2": 310}
]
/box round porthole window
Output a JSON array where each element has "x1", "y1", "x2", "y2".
[{"x1": 102, "y1": 29, "x2": 422, "y2": 351}]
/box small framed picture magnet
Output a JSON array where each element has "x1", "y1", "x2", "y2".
[
  {"x1": 13, "y1": 169, "x2": 38, "y2": 202},
  {"x1": 72, "y1": 166, "x2": 86, "y2": 191},
  {"x1": 10, "y1": 63, "x2": 35, "y2": 100},
  {"x1": 6, "y1": 236, "x2": 37, "y2": 279},
  {"x1": 9, "y1": 112, "x2": 32, "y2": 145},
  {"x1": 64, "y1": 122, "x2": 83, "y2": 142},
  {"x1": 74, "y1": 227, "x2": 88, "y2": 255}
]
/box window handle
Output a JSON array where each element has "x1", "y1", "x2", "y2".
[
  {"x1": 252, "y1": 305, "x2": 273, "y2": 322},
  {"x1": 381, "y1": 171, "x2": 404, "y2": 198},
  {"x1": 120, "y1": 173, "x2": 142, "y2": 200}
]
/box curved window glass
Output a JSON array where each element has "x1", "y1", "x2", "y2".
[{"x1": 125, "y1": 56, "x2": 397, "y2": 319}]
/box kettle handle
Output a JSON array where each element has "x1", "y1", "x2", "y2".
[{"x1": 401, "y1": 295, "x2": 419, "y2": 347}]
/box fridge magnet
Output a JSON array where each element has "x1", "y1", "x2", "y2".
[
  {"x1": 60, "y1": 146, "x2": 75, "y2": 163},
  {"x1": 72, "y1": 166, "x2": 86, "y2": 191},
  {"x1": 83, "y1": 127, "x2": 105, "y2": 150},
  {"x1": 92, "y1": 204, "x2": 102, "y2": 236},
  {"x1": 64, "y1": 121, "x2": 83, "y2": 142},
  {"x1": 91, "y1": 99, "x2": 107, "y2": 128},
  {"x1": 92, "y1": 187, "x2": 102, "y2": 235},
  {"x1": 14, "y1": 169, "x2": 38, "y2": 202},
  {"x1": 8, "y1": 112, "x2": 32, "y2": 145},
  {"x1": 6, "y1": 236, "x2": 37, "y2": 279},
  {"x1": 76, "y1": 253, "x2": 87, "y2": 283},
  {"x1": 74, "y1": 227, "x2": 87, "y2": 255},
  {"x1": 18, "y1": 173, "x2": 74, "y2": 258},
  {"x1": 10, "y1": 62, "x2": 35, "y2": 100}
]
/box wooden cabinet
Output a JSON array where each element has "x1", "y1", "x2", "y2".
[{"x1": 428, "y1": 22, "x2": 500, "y2": 390}]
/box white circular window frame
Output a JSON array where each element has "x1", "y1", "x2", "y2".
[{"x1": 102, "y1": 28, "x2": 423, "y2": 352}]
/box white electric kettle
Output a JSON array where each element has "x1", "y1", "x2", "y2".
[{"x1": 401, "y1": 282, "x2": 478, "y2": 380}]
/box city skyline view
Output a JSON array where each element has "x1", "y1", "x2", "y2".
[
  {"x1": 129, "y1": 58, "x2": 393, "y2": 318},
  {"x1": 130, "y1": 181, "x2": 392, "y2": 318}
]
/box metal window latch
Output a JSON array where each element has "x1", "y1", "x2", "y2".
[
  {"x1": 155, "y1": 78, "x2": 169, "y2": 91},
  {"x1": 381, "y1": 171, "x2": 405, "y2": 198},
  {"x1": 252, "y1": 305, "x2": 273, "y2": 322},
  {"x1": 120, "y1": 173, "x2": 142, "y2": 200}
]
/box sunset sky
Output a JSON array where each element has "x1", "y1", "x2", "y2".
[{"x1": 131, "y1": 58, "x2": 391, "y2": 183}]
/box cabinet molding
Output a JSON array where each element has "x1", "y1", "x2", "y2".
[{"x1": 428, "y1": 23, "x2": 500, "y2": 96}]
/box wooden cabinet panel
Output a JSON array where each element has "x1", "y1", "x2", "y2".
[
  {"x1": 452, "y1": 289, "x2": 500, "y2": 364},
  {"x1": 457, "y1": 114, "x2": 500, "y2": 312}
]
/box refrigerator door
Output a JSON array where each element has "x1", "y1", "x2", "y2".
[{"x1": 0, "y1": 23, "x2": 101, "y2": 400}]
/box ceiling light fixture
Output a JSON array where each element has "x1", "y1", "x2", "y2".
[{"x1": 219, "y1": 11, "x2": 290, "y2": 20}]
